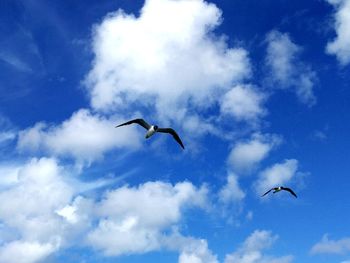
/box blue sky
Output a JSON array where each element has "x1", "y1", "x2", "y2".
[{"x1": 1, "y1": 0, "x2": 350, "y2": 262}]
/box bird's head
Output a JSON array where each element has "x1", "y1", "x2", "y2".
[{"x1": 154, "y1": 125, "x2": 158, "y2": 131}]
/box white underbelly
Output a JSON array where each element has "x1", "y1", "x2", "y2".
[{"x1": 145, "y1": 127, "x2": 156, "y2": 138}]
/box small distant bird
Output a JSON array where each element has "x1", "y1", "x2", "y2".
[
  {"x1": 115, "y1": 118, "x2": 185, "y2": 149},
  {"x1": 262, "y1": 186, "x2": 297, "y2": 198}
]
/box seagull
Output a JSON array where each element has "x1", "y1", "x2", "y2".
[
  {"x1": 261, "y1": 186, "x2": 297, "y2": 198},
  {"x1": 115, "y1": 118, "x2": 185, "y2": 149}
]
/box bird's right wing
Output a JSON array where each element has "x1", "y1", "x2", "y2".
[
  {"x1": 282, "y1": 187, "x2": 298, "y2": 198},
  {"x1": 157, "y1": 128, "x2": 185, "y2": 149},
  {"x1": 115, "y1": 118, "x2": 150, "y2": 130},
  {"x1": 261, "y1": 188, "x2": 273, "y2": 197}
]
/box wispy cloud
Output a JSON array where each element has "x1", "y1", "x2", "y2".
[
  {"x1": 265, "y1": 30, "x2": 317, "y2": 106},
  {"x1": 311, "y1": 234, "x2": 350, "y2": 255},
  {"x1": 224, "y1": 230, "x2": 293, "y2": 263},
  {"x1": 311, "y1": 130, "x2": 328, "y2": 141},
  {"x1": 0, "y1": 24, "x2": 45, "y2": 75},
  {"x1": 0, "y1": 131, "x2": 16, "y2": 144},
  {"x1": 0, "y1": 52, "x2": 32, "y2": 73}
]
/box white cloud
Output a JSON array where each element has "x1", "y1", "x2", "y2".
[
  {"x1": 265, "y1": 30, "x2": 317, "y2": 106},
  {"x1": 0, "y1": 241, "x2": 55, "y2": 263},
  {"x1": 219, "y1": 173, "x2": 246, "y2": 204},
  {"x1": 326, "y1": 0, "x2": 350, "y2": 65},
  {"x1": 0, "y1": 163, "x2": 20, "y2": 187},
  {"x1": 311, "y1": 234, "x2": 350, "y2": 255},
  {"x1": 87, "y1": 181, "x2": 209, "y2": 256},
  {"x1": 0, "y1": 158, "x2": 214, "y2": 261},
  {"x1": 56, "y1": 205, "x2": 79, "y2": 224},
  {"x1": 227, "y1": 133, "x2": 281, "y2": 174},
  {"x1": 85, "y1": 0, "x2": 250, "y2": 124},
  {"x1": 182, "y1": 114, "x2": 220, "y2": 138},
  {"x1": 246, "y1": 211, "x2": 254, "y2": 221},
  {"x1": 254, "y1": 159, "x2": 299, "y2": 196},
  {"x1": 0, "y1": 52, "x2": 33, "y2": 73},
  {"x1": 224, "y1": 230, "x2": 293, "y2": 263},
  {"x1": 17, "y1": 109, "x2": 141, "y2": 163},
  {"x1": 312, "y1": 130, "x2": 327, "y2": 141},
  {"x1": 265, "y1": 31, "x2": 299, "y2": 85},
  {"x1": 0, "y1": 158, "x2": 74, "y2": 262},
  {"x1": 0, "y1": 131, "x2": 16, "y2": 144},
  {"x1": 163, "y1": 234, "x2": 218, "y2": 263},
  {"x1": 220, "y1": 85, "x2": 267, "y2": 123},
  {"x1": 0, "y1": 116, "x2": 16, "y2": 146},
  {"x1": 177, "y1": 238, "x2": 218, "y2": 263}
]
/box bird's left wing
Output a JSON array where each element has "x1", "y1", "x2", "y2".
[
  {"x1": 157, "y1": 128, "x2": 185, "y2": 149},
  {"x1": 282, "y1": 187, "x2": 297, "y2": 198}
]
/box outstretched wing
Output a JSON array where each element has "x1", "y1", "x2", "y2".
[
  {"x1": 282, "y1": 187, "x2": 297, "y2": 198},
  {"x1": 157, "y1": 128, "x2": 185, "y2": 149},
  {"x1": 115, "y1": 118, "x2": 150, "y2": 130},
  {"x1": 261, "y1": 188, "x2": 273, "y2": 197}
]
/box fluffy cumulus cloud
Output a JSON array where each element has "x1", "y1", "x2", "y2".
[
  {"x1": 0, "y1": 158, "x2": 74, "y2": 263},
  {"x1": 164, "y1": 234, "x2": 218, "y2": 263},
  {"x1": 311, "y1": 234, "x2": 350, "y2": 255},
  {"x1": 326, "y1": 0, "x2": 350, "y2": 65},
  {"x1": 87, "y1": 181, "x2": 208, "y2": 256},
  {"x1": 265, "y1": 30, "x2": 317, "y2": 106},
  {"x1": 0, "y1": 241, "x2": 55, "y2": 263},
  {"x1": 220, "y1": 85, "x2": 267, "y2": 123},
  {"x1": 254, "y1": 159, "x2": 299, "y2": 196},
  {"x1": 177, "y1": 239, "x2": 218, "y2": 263},
  {"x1": 17, "y1": 109, "x2": 141, "y2": 163},
  {"x1": 85, "y1": 0, "x2": 250, "y2": 123},
  {"x1": 219, "y1": 173, "x2": 246, "y2": 204},
  {"x1": 0, "y1": 163, "x2": 21, "y2": 187},
  {"x1": 224, "y1": 230, "x2": 293, "y2": 263},
  {"x1": 0, "y1": 158, "x2": 214, "y2": 262},
  {"x1": 227, "y1": 133, "x2": 281, "y2": 174}
]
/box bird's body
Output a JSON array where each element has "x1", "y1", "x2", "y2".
[
  {"x1": 145, "y1": 125, "x2": 158, "y2": 139},
  {"x1": 116, "y1": 118, "x2": 184, "y2": 149},
  {"x1": 273, "y1": 186, "x2": 283, "y2": 193},
  {"x1": 262, "y1": 186, "x2": 297, "y2": 198}
]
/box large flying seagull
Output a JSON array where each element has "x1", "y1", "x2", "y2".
[{"x1": 116, "y1": 118, "x2": 185, "y2": 149}]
